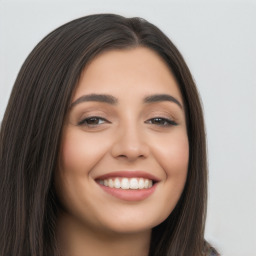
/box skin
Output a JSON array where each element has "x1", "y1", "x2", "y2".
[{"x1": 55, "y1": 47, "x2": 189, "y2": 256}]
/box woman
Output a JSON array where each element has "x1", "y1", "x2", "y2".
[{"x1": 0, "y1": 14, "x2": 219, "y2": 256}]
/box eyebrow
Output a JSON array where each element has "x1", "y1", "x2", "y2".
[
  {"x1": 70, "y1": 94, "x2": 118, "y2": 108},
  {"x1": 143, "y1": 94, "x2": 183, "y2": 109},
  {"x1": 70, "y1": 93, "x2": 183, "y2": 109}
]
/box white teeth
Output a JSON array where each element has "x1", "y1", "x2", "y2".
[
  {"x1": 121, "y1": 178, "x2": 129, "y2": 189},
  {"x1": 114, "y1": 178, "x2": 121, "y2": 189},
  {"x1": 108, "y1": 179, "x2": 114, "y2": 188},
  {"x1": 138, "y1": 178, "x2": 144, "y2": 189},
  {"x1": 144, "y1": 179, "x2": 149, "y2": 188},
  {"x1": 99, "y1": 177, "x2": 154, "y2": 190},
  {"x1": 130, "y1": 178, "x2": 139, "y2": 189}
]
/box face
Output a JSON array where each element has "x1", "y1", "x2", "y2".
[{"x1": 55, "y1": 47, "x2": 189, "y2": 235}]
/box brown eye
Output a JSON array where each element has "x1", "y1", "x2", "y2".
[
  {"x1": 78, "y1": 116, "x2": 109, "y2": 126},
  {"x1": 145, "y1": 117, "x2": 177, "y2": 126}
]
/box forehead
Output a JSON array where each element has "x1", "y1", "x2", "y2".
[{"x1": 74, "y1": 47, "x2": 183, "y2": 102}]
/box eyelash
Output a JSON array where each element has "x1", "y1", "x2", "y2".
[
  {"x1": 145, "y1": 117, "x2": 177, "y2": 127},
  {"x1": 78, "y1": 116, "x2": 110, "y2": 126},
  {"x1": 78, "y1": 116, "x2": 177, "y2": 127}
]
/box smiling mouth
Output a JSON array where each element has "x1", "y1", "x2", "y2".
[
  {"x1": 95, "y1": 171, "x2": 159, "y2": 201},
  {"x1": 97, "y1": 177, "x2": 154, "y2": 190}
]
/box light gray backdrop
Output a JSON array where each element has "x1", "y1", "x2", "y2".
[{"x1": 1, "y1": 1, "x2": 255, "y2": 255}]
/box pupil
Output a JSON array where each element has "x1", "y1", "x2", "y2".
[
  {"x1": 154, "y1": 118, "x2": 163, "y2": 124},
  {"x1": 89, "y1": 118, "x2": 98, "y2": 124}
]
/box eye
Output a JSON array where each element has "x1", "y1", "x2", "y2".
[
  {"x1": 78, "y1": 116, "x2": 110, "y2": 127},
  {"x1": 145, "y1": 117, "x2": 177, "y2": 127}
]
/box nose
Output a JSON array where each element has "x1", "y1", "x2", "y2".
[{"x1": 111, "y1": 124, "x2": 149, "y2": 162}]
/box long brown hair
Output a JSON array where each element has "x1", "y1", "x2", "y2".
[{"x1": 0, "y1": 14, "x2": 216, "y2": 256}]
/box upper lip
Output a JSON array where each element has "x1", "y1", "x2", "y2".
[{"x1": 95, "y1": 171, "x2": 160, "y2": 182}]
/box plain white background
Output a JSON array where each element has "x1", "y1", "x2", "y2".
[{"x1": 0, "y1": 0, "x2": 255, "y2": 255}]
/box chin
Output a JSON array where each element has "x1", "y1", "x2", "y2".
[{"x1": 93, "y1": 207, "x2": 169, "y2": 235}]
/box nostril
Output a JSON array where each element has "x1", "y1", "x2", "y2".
[{"x1": 111, "y1": 134, "x2": 150, "y2": 160}]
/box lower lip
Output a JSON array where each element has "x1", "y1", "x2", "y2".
[{"x1": 97, "y1": 183, "x2": 157, "y2": 201}]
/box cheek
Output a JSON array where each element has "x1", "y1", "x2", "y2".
[
  {"x1": 59, "y1": 128, "x2": 110, "y2": 175},
  {"x1": 152, "y1": 131, "x2": 189, "y2": 177},
  {"x1": 151, "y1": 132, "x2": 189, "y2": 220},
  {"x1": 56, "y1": 128, "x2": 112, "y2": 217}
]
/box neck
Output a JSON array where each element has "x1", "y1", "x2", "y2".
[{"x1": 56, "y1": 212, "x2": 151, "y2": 256}]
